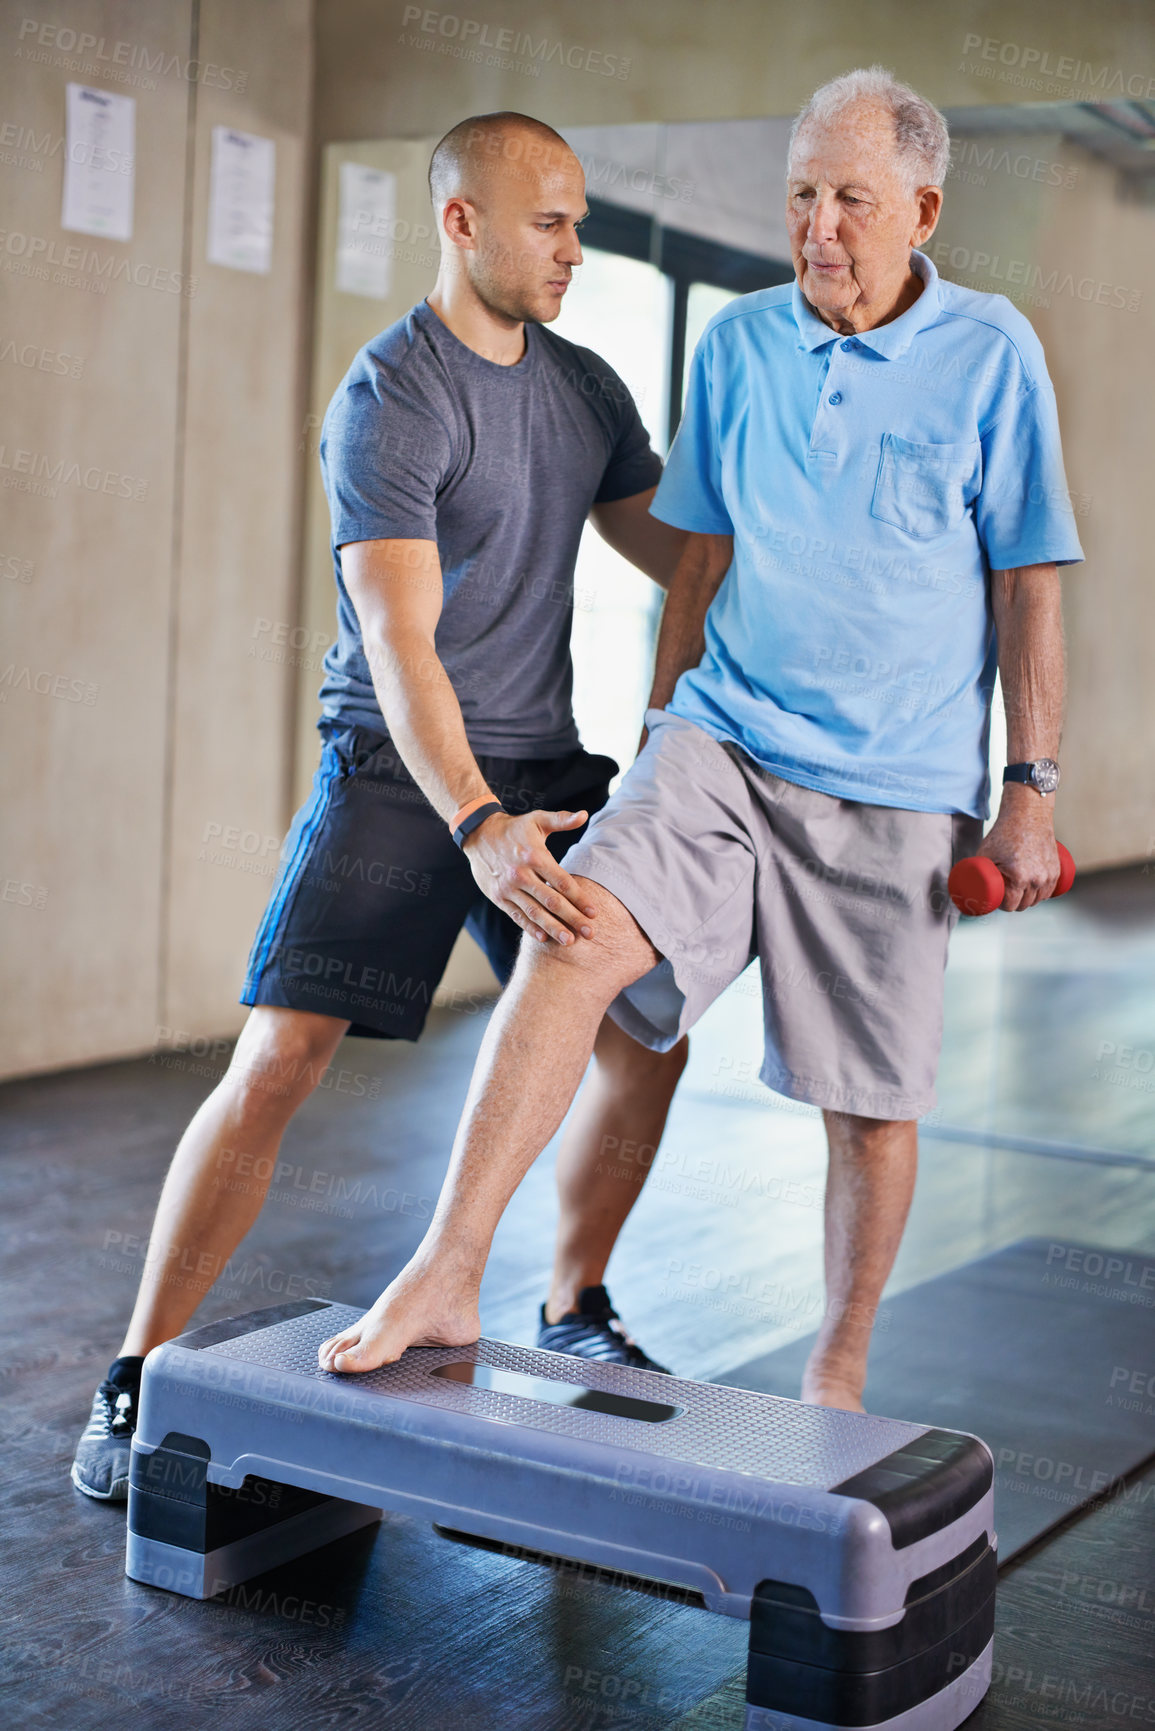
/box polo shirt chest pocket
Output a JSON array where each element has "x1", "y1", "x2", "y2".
[{"x1": 871, "y1": 433, "x2": 982, "y2": 539}]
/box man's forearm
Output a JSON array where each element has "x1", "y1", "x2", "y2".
[
  {"x1": 981, "y1": 565, "x2": 1066, "y2": 904},
  {"x1": 363, "y1": 631, "x2": 492, "y2": 823},
  {"x1": 991, "y1": 564, "x2": 1065, "y2": 764},
  {"x1": 589, "y1": 488, "x2": 689, "y2": 591},
  {"x1": 647, "y1": 532, "x2": 733, "y2": 709}
]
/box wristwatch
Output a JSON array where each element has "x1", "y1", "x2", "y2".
[{"x1": 1003, "y1": 759, "x2": 1060, "y2": 795}]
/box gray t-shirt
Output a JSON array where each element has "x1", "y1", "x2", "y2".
[{"x1": 317, "y1": 299, "x2": 663, "y2": 757}]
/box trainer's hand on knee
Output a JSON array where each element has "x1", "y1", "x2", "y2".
[{"x1": 463, "y1": 810, "x2": 598, "y2": 945}]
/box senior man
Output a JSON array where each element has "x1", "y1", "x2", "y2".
[{"x1": 316, "y1": 67, "x2": 1084, "y2": 1409}]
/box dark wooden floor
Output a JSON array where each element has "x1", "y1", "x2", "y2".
[{"x1": 0, "y1": 866, "x2": 1152, "y2": 1727}]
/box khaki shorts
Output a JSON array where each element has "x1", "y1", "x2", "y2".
[{"x1": 564, "y1": 709, "x2": 984, "y2": 1120}]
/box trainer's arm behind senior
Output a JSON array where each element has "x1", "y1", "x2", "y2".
[{"x1": 588, "y1": 484, "x2": 689, "y2": 592}]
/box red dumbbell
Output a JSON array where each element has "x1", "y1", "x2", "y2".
[{"x1": 948, "y1": 842, "x2": 1076, "y2": 916}]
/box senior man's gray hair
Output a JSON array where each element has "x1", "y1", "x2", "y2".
[{"x1": 788, "y1": 66, "x2": 951, "y2": 193}]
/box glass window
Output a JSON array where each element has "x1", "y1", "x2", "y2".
[
  {"x1": 553, "y1": 249, "x2": 672, "y2": 773},
  {"x1": 553, "y1": 246, "x2": 670, "y2": 451},
  {"x1": 683, "y1": 281, "x2": 740, "y2": 395},
  {"x1": 986, "y1": 672, "x2": 1007, "y2": 837}
]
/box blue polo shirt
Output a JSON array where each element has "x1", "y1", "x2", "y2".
[{"x1": 651, "y1": 250, "x2": 1084, "y2": 817}]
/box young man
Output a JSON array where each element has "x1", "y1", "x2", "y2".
[{"x1": 72, "y1": 111, "x2": 688, "y2": 1500}]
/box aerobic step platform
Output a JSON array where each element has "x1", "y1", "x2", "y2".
[{"x1": 127, "y1": 1299, "x2": 996, "y2": 1731}]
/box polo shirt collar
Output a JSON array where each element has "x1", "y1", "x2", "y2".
[{"x1": 791, "y1": 249, "x2": 941, "y2": 359}]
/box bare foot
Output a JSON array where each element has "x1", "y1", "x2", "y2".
[
  {"x1": 318, "y1": 1259, "x2": 481, "y2": 1374},
  {"x1": 801, "y1": 1353, "x2": 866, "y2": 1413},
  {"x1": 801, "y1": 1376, "x2": 866, "y2": 1413}
]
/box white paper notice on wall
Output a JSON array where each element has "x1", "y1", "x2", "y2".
[
  {"x1": 336, "y1": 162, "x2": 396, "y2": 299},
  {"x1": 207, "y1": 127, "x2": 276, "y2": 274},
  {"x1": 61, "y1": 84, "x2": 135, "y2": 241}
]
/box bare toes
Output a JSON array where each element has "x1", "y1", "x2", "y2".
[
  {"x1": 331, "y1": 1341, "x2": 380, "y2": 1372},
  {"x1": 318, "y1": 1331, "x2": 360, "y2": 1369}
]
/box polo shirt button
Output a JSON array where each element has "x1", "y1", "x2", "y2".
[{"x1": 828, "y1": 391, "x2": 842, "y2": 405}]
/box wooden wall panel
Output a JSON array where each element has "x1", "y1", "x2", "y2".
[
  {"x1": 162, "y1": 0, "x2": 315, "y2": 1039},
  {"x1": 0, "y1": 0, "x2": 192, "y2": 1076}
]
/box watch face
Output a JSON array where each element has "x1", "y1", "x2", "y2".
[{"x1": 1032, "y1": 759, "x2": 1060, "y2": 794}]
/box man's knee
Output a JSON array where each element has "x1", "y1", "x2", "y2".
[
  {"x1": 823, "y1": 1109, "x2": 917, "y2": 1153},
  {"x1": 228, "y1": 1007, "x2": 348, "y2": 1112},
  {"x1": 517, "y1": 876, "x2": 660, "y2": 995}
]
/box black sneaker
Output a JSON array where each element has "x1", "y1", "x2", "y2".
[
  {"x1": 71, "y1": 1357, "x2": 143, "y2": 1501},
  {"x1": 537, "y1": 1285, "x2": 671, "y2": 1374}
]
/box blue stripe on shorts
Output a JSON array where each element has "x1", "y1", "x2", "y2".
[{"x1": 242, "y1": 741, "x2": 341, "y2": 1000}]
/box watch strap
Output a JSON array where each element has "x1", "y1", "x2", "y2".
[
  {"x1": 1003, "y1": 760, "x2": 1059, "y2": 794},
  {"x1": 450, "y1": 793, "x2": 498, "y2": 831},
  {"x1": 452, "y1": 800, "x2": 504, "y2": 850}
]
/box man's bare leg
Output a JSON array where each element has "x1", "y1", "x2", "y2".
[
  {"x1": 545, "y1": 1018, "x2": 688, "y2": 1323},
  {"x1": 318, "y1": 879, "x2": 660, "y2": 1371},
  {"x1": 800, "y1": 1111, "x2": 919, "y2": 1413},
  {"x1": 119, "y1": 1006, "x2": 349, "y2": 1356}
]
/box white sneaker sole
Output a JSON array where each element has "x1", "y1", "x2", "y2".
[{"x1": 70, "y1": 1459, "x2": 129, "y2": 1502}]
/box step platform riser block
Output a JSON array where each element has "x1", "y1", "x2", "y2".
[
  {"x1": 127, "y1": 1300, "x2": 995, "y2": 1731},
  {"x1": 744, "y1": 1638, "x2": 993, "y2": 1731}
]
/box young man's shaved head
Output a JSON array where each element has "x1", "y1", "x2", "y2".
[
  {"x1": 429, "y1": 112, "x2": 575, "y2": 209},
  {"x1": 426, "y1": 111, "x2": 587, "y2": 336}
]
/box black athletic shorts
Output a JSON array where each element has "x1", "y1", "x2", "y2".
[{"x1": 241, "y1": 723, "x2": 619, "y2": 1040}]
